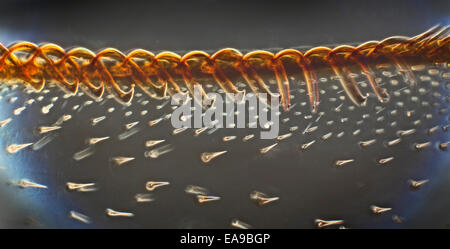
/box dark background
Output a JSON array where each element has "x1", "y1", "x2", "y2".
[{"x1": 0, "y1": 0, "x2": 448, "y2": 51}]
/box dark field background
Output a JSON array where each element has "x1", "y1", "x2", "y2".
[{"x1": 0, "y1": 0, "x2": 449, "y2": 51}]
